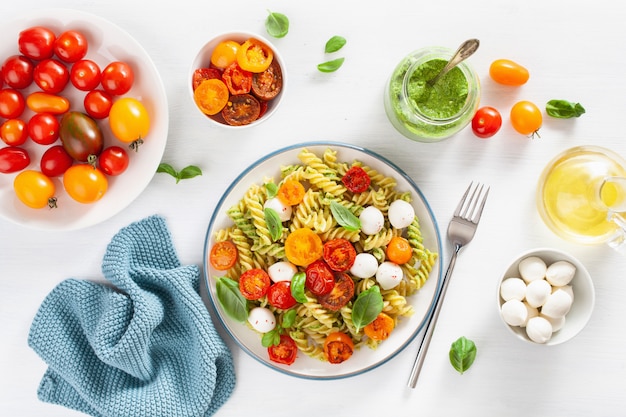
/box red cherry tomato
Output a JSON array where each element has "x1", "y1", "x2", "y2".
[
  {"x1": 70, "y1": 59, "x2": 101, "y2": 91},
  {"x1": 222, "y1": 62, "x2": 252, "y2": 95},
  {"x1": 2, "y1": 55, "x2": 34, "y2": 89},
  {"x1": 101, "y1": 61, "x2": 134, "y2": 95},
  {"x1": 323, "y1": 238, "x2": 357, "y2": 272},
  {"x1": 33, "y1": 59, "x2": 70, "y2": 94},
  {"x1": 83, "y1": 89, "x2": 113, "y2": 119},
  {"x1": 0, "y1": 89, "x2": 26, "y2": 119},
  {"x1": 192, "y1": 68, "x2": 221, "y2": 90},
  {"x1": 0, "y1": 119, "x2": 28, "y2": 146},
  {"x1": 471, "y1": 106, "x2": 502, "y2": 139},
  {"x1": 0, "y1": 147, "x2": 30, "y2": 173},
  {"x1": 18, "y1": 26, "x2": 56, "y2": 60},
  {"x1": 239, "y1": 268, "x2": 271, "y2": 300},
  {"x1": 342, "y1": 166, "x2": 371, "y2": 193},
  {"x1": 317, "y1": 271, "x2": 355, "y2": 311},
  {"x1": 305, "y1": 260, "x2": 335, "y2": 296},
  {"x1": 54, "y1": 30, "x2": 88, "y2": 63},
  {"x1": 267, "y1": 334, "x2": 297, "y2": 365},
  {"x1": 98, "y1": 146, "x2": 129, "y2": 176},
  {"x1": 28, "y1": 113, "x2": 60, "y2": 145},
  {"x1": 267, "y1": 281, "x2": 298, "y2": 310},
  {"x1": 40, "y1": 145, "x2": 73, "y2": 177}
]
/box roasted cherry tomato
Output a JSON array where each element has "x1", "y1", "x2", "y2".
[
  {"x1": 209, "y1": 240, "x2": 238, "y2": 271},
  {"x1": 63, "y1": 164, "x2": 108, "y2": 204},
  {"x1": 54, "y1": 30, "x2": 88, "y2": 63},
  {"x1": 471, "y1": 106, "x2": 502, "y2": 139},
  {"x1": 33, "y1": 58, "x2": 69, "y2": 94},
  {"x1": 237, "y1": 38, "x2": 273, "y2": 73},
  {"x1": 239, "y1": 268, "x2": 271, "y2": 300},
  {"x1": 386, "y1": 236, "x2": 413, "y2": 265},
  {"x1": 211, "y1": 40, "x2": 240, "y2": 69},
  {"x1": 70, "y1": 59, "x2": 101, "y2": 91},
  {"x1": 317, "y1": 271, "x2": 355, "y2": 311},
  {"x1": 342, "y1": 166, "x2": 371, "y2": 193},
  {"x1": 222, "y1": 93, "x2": 261, "y2": 126},
  {"x1": 60, "y1": 111, "x2": 104, "y2": 162},
  {"x1": 28, "y1": 113, "x2": 60, "y2": 145},
  {"x1": 323, "y1": 332, "x2": 354, "y2": 364},
  {"x1": 18, "y1": 26, "x2": 56, "y2": 60},
  {"x1": 267, "y1": 280, "x2": 298, "y2": 310},
  {"x1": 323, "y1": 238, "x2": 357, "y2": 272},
  {"x1": 510, "y1": 100, "x2": 542, "y2": 137},
  {"x1": 192, "y1": 68, "x2": 221, "y2": 90},
  {"x1": 193, "y1": 78, "x2": 229, "y2": 116},
  {"x1": 98, "y1": 146, "x2": 129, "y2": 176},
  {"x1": 26, "y1": 92, "x2": 70, "y2": 114},
  {"x1": 251, "y1": 59, "x2": 283, "y2": 101},
  {"x1": 0, "y1": 147, "x2": 30, "y2": 173},
  {"x1": 109, "y1": 97, "x2": 150, "y2": 144},
  {"x1": 489, "y1": 59, "x2": 529, "y2": 86},
  {"x1": 2, "y1": 55, "x2": 34, "y2": 89},
  {"x1": 305, "y1": 260, "x2": 335, "y2": 296},
  {"x1": 363, "y1": 312, "x2": 395, "y2": 341},
  {"x1": 277, "y1": 179, "x2": 305, "y2": 206},
  {"x1": 83, "y1": 89, "x2": 113, "y2": 119},
  {"x1": 0, "y1": 119, "x2": 28, "y2": 146},
  {"x1": 0, "y1": 89, "x2": 26, "y2": 119},
  {"x1": 101, "y1": 61, "x2": 134, "y2": 95},
  {"x1": 40, "y1": 145, "x2": 73, "y2": 177},
  {"x1": 268, "y1": 334, "x2": 297, "y2": 365},
  {"x1": 14, "y1": 170, "x2": 56, "y2": 209},
  {"x1": 222, "y1": 63, "x2": 252, "y2": 95},
  {"x1": 284, "y1": 227, "x2": 324, "y2": 267}
]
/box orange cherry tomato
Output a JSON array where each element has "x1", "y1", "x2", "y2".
[
  {"x1": 277, "y1": 179, "x2": 305, "y2": 206},
  {"x1": 323, "y1": 332, "x2": 354, "y2": 364},
  {"x1": 268, "y1": 334, "x2": 297, "y2": 365},
  {"x1": 510, "y1": 100, "x2": 542, "y2": 137},
  {"x1": 210, "y1": 241, "x2": 238, "y2": 271},
  {"x1": 236, "y1": 38, "x2": 274, "y2": 73},
  {"x1": 317, "y1": 271, "x2": 355, "y2": 311},
  {"x1": 211, "y1": 40, "x2": 240, "y2": 69},
  {"x1": 363, "y1": 312, "x2": 395, "y2": 341},
  {"x1": 489, "y1": 59, "x2": 529, "y2": 86},
  {"x1": 63, "y1": 164, "x2": 108, "y2": 204},
  {"x1": 1, "y1": 118, "x2": 28, "y2": 146},
  {"x1": 108, "y1": 97, "x2": 150, "y2": 144},
  {"x1": 323, "y1": 238, "x2": 356, "y2": 272},
  {"x1": 193, "y1": 78, "x2": 229, "y2": 115},
  {"x1": 26, "y1": 91, "x2": 70, "y2": 114},
  {"x1": 284, "y1": 228, "x2": 323, "y2": 266},
  {"x1": 14, "y1": 170, "x2": 56, "y2": 209},
  {"x1": 386, "y1": 236, "x2": 413, "y2": 265}
]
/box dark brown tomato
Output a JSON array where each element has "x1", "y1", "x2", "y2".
[
  {"x1": 318, "y1": 272, "x2": 355, "y2": 311},
  {"x1": 59, "y1": 111, "x2": 104, "y2": 162},
  {"x1": 251, "y1": 59, "x2": 283, "y2": 101},
  {"x1": 221, "y1": 93, "x2": 260, "y2": 126}
]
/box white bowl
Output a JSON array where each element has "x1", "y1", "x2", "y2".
[
  {"x1": 497, "y1": 248, "x2": 595, "y2": 345},
  {"x1": 188, "y1": 31, "x2": 286, "y2": 128}
]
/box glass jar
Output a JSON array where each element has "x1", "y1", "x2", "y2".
[{"x1": 384, "y1": 46, "x2": 481, "y2": 142}]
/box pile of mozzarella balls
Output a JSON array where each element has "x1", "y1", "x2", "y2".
[{"x1": 499, "y1": 255, "x2": 576, "y2": 344}]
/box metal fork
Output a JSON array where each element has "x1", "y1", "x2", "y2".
[{"x1": 408, "y1": 182, "x2": 489, "y2": 388}]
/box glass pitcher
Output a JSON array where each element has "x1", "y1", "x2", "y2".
[{"x1": 537, "y1": 145, "x2": 626, "y2": 250}]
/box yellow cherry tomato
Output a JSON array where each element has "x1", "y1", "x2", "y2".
[
  {"x1": 236, "y1": 38, "x2": 273, "y2": 73},
  {"x1": 14, "y1": 170, "x2": 57, "y2": 209},
  {"x1": 63, "y1": 164, "x2": 108, "y2": 204},
  {"x1": 510, "y1": 100, "x2": 542, "y2": 137},
  {"x1": 210, "y1": 40, "x2": 240, "y2": 69},
  {"x1": 489, "y1": 59, "x2": 529, "y2": 86},
  {"x1": 108, "y1": 97, "x2": 150, "y2": 144}
]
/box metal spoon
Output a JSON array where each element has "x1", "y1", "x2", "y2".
[{"x1": 427, "y1": 38, "x2": 480, "y2": 87}]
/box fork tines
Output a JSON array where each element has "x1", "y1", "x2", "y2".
[{"x1": 454, "y1": 182, "x2": 490, "y2": 223}]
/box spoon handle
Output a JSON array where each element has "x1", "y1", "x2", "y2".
[{"x1": 427, "y1": 38, "x2": 479, "y2": 87}]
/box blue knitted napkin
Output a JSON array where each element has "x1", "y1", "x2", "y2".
[{"x1": 28, "y1": 215, "x2": 236, "y2": 417}]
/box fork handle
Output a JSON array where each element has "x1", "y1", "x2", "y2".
[{"x1": 407, "y1": 243, "x2": 461, "y2": 388}]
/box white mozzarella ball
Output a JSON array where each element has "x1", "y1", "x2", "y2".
[
  {"x1": 521, "y1": 302, "x2": 539, "y2": 327},
  {"x1": 268, "y1": 261, "x2": 297, "y2": 282},
  {"x1": 375, "y1": 261, "x2": 403, "y2": 290},
  {"x1": 518, "y1": 256, "x2": 547, "y2": 283},
  {"x1": 500, "y1": 277, "x2": 527, "y2": 302},
  {"x1": 526, "y1": 316, "x2": 553, "y2": 343},
  {"x1": 388, "y1": 200, "x2": 415, "y2": 229},
  {"x1": 553, "y1": 284, "x2": 574, "y2": 301},
  {"x1": 264, "y1": 197, "x2": 292, "y2": 222},
  {"x1": 541, "y1": 289, "x2": 573, "y2": 319},
  {"x1": 350, "y1": 253, "x2": 379, "y2": 279},
  {"x1": 500, "y1": 299, "x2": 528, "y2": 327},
  {"x1": 541, "y1": 313, "x2": 566, "y2": 332},
  {"x1": 546, "y1": 261, "x2": 576, "y2": 287},
  {"x1": 525, "y1": 279, "x2": 552, "y2": 308},
  {"x1": 359, "y1": 206, "x2": 385, "y2": 235},
  {"x1": 247, "y1": 307, "x2": 277, "y2": 333}
]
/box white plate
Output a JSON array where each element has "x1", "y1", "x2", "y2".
[
  {"x1": 203, "y1": 142, "x2": 443, "y2": 379},
  {"x1": 0, "y1": 9, "x2": 168, "y2": 230}
]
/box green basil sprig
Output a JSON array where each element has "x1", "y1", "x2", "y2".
[
  {"x1": 262, "y1": 308, "x2": 297, "y2": 347},
  {"x1": 330, "y1": 200, "x2": 360, "y2": 231},
  {"x1": 449, "y1": 336, "x2": 477, "y2": 374},
  {"x1": 265, "y1": 182, "x2": 278, "y2": 199},
  {"x1": 317, "y1": 57, "x2": 345, "y2": 73},
  {"x1": 325, "y1": 36, "x2": 347, "y2": 53},
  {"x1": 264, "y1": 207, "x2": 284, "y2": 241},
  {"x1": 546, "y1": 99, "x2": 586, "y2": 118},
  {"x1": 290, "y1": 272, "x2": 308, "y2": 303},
  {"x1": 157, "y1": 163, "x2": 202, "y2": 183},
  {"x1": 265, "y1": 10, "x2": 289, "y2": 38},
  {"x1": 351, "y1": 285, "x2": 384, "y2": 332},
  {"x1": 216, "y1": 277, "x2": 248, "y2": 323}
]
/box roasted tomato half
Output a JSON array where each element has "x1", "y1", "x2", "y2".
[
  {"x1": 251, "y1": 59, "x2": 283, "y2": 101},
  {"x1": 268, "y1": 334, "x2": 297, "y2": 365},
  {"x1": 318, "y1": 271, "x2": 355, "y2": 311},
  {"x1": 221, "y1": 93, "x2": 261, "y2": 126},
  {"x1": 323, "y1": 238, "x2": 357, "y2": 272}
]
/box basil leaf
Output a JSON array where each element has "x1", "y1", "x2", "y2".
[
  {"x1": 290, "y1": 272, "x2": 308, "y2": 303},
  {"x1": 265, "y1": 182, "x2": 278, "y2": 199},
  {"x1": 179, "y1": 165, "x2": 202, "y2": 180},
  {"x1": 546, "y1": 99, "x2": 586, "y2": 118},
  {"x1": 325, "y1": 36, "x2": 346, "y2": 53},
  {"x1": 330, "y1": 200, "x2": 361, "y2": 231},
  {"x1": 216, "y1": 277, "x2": 248, "y2": 323},
  {"x1": 157, "y1": 163, "x2": 177, "y2": 177},
  {"x1": 262, "y1": 329, "x2": 279, "y2": 347},
  {"x1": 317, "y1": 57, "x2": 345, "y2": 73},
  {"x1": 351, "y1": 285, "x2": 383, "y2": 332},
  {"x1": 264, "y1": 207, "x2": 284, "y2": 241},
  {"x1": 449, "y1": 336, "x2": 477, "y2": 374},
  {"x1": 281, "y1": 308, "x2": 297, "y2": 328},
  {"x1": 265, "y1": 10, "x2": 289, "y2": 38}
]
